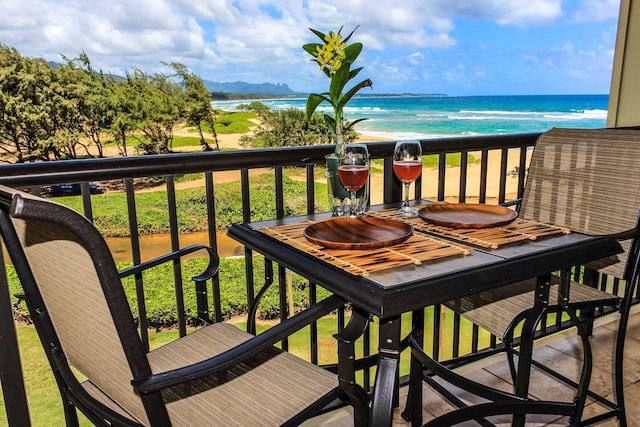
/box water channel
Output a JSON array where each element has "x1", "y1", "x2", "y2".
[{"x1": 105, "y1": 230, "x2": 245, "y2": 263}]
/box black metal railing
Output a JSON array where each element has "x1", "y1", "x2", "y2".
[{"x1": 4, "y1": 131, "x2": 621, "y2": 425}]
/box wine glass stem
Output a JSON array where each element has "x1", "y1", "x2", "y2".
[
  {"x1": 404, "y1": 183, "x2": 411, "y2": 208},
  {"x1": 351, "y1": 191, "x2": 357, "y2": 216}
]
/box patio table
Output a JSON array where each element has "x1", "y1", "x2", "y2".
[{"x1": 227, "y1": 203, "x2": 623, "y2": 426}]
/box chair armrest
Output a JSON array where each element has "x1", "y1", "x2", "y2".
[
  {"x1": 118, "y1": 244, "x2": 219, "y2": 282},
  {"x1": 500, "y1": 198, "x2": 521, "y2": 209},
  {"x1": 601, "y1": 227, "x2": 640, "y2": 241},
  {"x1": 132, "y1": 294, "x2": 346, "y2": 394}
]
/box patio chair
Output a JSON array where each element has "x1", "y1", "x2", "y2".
[
  {"x1": 403, "y1": 127, "x2": 640, "y2": 426},
  {"x1": 0, "y1": 184, "x2": 370, "y2": 426}
]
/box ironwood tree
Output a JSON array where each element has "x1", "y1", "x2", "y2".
[{"x1": 0, "y1": 44, "x2": 217, "y2": 162}]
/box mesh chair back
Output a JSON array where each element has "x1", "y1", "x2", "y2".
[
  {"x1": 520, "y1": 128, "x2": 640, "y2": 279},
  {"x1": 1, "y1": 186, "x2": 152, "y2": 424}
]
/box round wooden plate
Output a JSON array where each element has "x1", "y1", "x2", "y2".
[
  {"x1": 418, "y1": 203, "x2": 517, "y2": 229},
  {"x1": 304, "y1": 217, "x2": 413, "y2": 249}
]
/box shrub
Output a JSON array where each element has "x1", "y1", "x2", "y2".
[{"x1": 7, "y1": 256, "x2": 332, "y2": 328}]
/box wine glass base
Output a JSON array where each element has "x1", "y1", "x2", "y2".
[{"x1": 396, "y1": 206, "x2": 418, "y2": 217}]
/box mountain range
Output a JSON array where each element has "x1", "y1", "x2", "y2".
[{"x1": 203, "y1": 80, "x2": 303, "y2": 97}]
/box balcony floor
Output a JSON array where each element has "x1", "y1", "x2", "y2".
[{"x1": 307, "y1": 308, "x2": 640, "y2": 426}]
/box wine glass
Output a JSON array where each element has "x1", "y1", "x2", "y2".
[
  {"x1": 393, "y1": 140, "x2": 423, "y2": 216},
  {"x1": 338, "y1": 144, "x2": 370, "y2": 217}
]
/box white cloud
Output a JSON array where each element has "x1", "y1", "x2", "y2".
[
  {"x1": 0, "y1": 0, "x2": 572, "y2": 62},
  {"x1": 408, "y1": 52, "x2": 426, "y2": 65},
  {"x1": 0, "y1": 0, "x2": 620, "y2": 93},
  {"x1": 445, "y1": 0, "x2": 563, "y2": 27},
  {"x1": 572, "y1": 0, "x2": 620, "y2": 23},
  {"x1": 523, "y1": 39, "x2": 615, "y2": 83}
]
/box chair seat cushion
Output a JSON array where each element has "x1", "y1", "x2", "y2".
[
  {"x1": 443, "y1": 277, "x2": 620, "y2": 339},
  {"x1": 147, "y1": 322, "x2": 338, "y2": 426},
  {"x1": 80, "y1": 323, "x2": 339, "y2": 426}
]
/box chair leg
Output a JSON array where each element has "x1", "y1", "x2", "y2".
[
  {"x1": 350, "y1": 388, "x2": 372, "y2": 427},
  {"x1": 614, "y1": 298, "x2": 632, "y2": 427},
  {"x1": 562, "y1": 305, "x2": 594, "y2": 425},
  {"x1": 62, "y1": 399, "x2": 80, "y2": 427},
  {"x1": 401, "y1": 309, "x2": 425, "y2": 426},
  {"x1": 402, "y1": 350, "x2": 426, "y2": 427},
  {"x1": 502, "y1": 333, "x2": 518, "y2": 384}
]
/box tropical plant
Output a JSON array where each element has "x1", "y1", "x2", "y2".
[{"x1": 303, "y1": 26, "x2": 372, "y2": 157}]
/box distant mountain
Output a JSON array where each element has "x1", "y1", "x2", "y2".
[{"x1": 203, "y1": 80, "x2": 303, "y2": 96}]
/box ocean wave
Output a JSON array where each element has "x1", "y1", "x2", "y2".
[
  {"x1": 543, "y1": 109, "x2": 608, "y2": 120},
  {"x1": 343, "y1": 107, "x2": 389, "y2": 115},
  {"x1": 446, "y1": 108, "x2": 608, "y2": 121},
  {"x1": 357, "y1": 130, "x2": 460, "y2": 140},
  {"x1": 448, "y1": 115, "x2": 527, "y2": 121},
  {"x1": 459, "y1": 110, "x2": 535, "y2": 116},
  {"x1": 350, "y1": 106, "x2": 387, "y2": 112}
]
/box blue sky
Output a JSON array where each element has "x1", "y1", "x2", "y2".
[{"x1": 0, "y1": 0, "x2": 621, "y2": 96}]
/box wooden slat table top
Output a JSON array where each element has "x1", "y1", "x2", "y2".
[
  {"x1": 259, "y1": 221, "x2": 470, "y2": 277},
  {"x1": 256, "y1": 205, "x2": 570, "y2": 277},
  {"x1": 368, "y1": 205, "x2": 570, "y2": 249}
]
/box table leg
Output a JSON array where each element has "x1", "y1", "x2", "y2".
[{"x1": 371, "y1": 315, "x2": 402, "y2": 427}]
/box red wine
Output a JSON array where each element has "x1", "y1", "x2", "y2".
[
  {"x1": 338, "y1": 165, "x2": 369, "y2": 191},
  {"x1": 393, "y1": 160, "x2": 422, "y2": 183}
]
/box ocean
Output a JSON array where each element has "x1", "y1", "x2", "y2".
[{"x1": 211, "y1": 94, "x2": 609, "y2": 140}]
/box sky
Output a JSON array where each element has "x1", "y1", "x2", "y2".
[{"x1": 0, "y1": 0, "x2": 622, "y2": 96}]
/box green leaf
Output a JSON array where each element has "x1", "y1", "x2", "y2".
[
  {"x1": 305, "y1": 93, "x2": 329, "y2": 119},
  {"x1": 349, "y1": 66, "x2": 363, "y2": 80},
  {"x1": 329, "y1": 63, "x2": 351, "y2": 105},
  {"x1": 342, "y1": 25, "x2": 360, "y2": 44},
  {"x1": 337, "y1": 78, "x2": 373, "y2": 113},
  {"x1": 303, "y1": 43, "x2": 322, "y2": 56},
  {"x1": 308, "y1": 28, "x2": 327, "y2": 42},
  {"x1": 344, "y1": 43, "x2": 363, "y2": 63},
  {"x1": 344, "y1": 117, "x2": 369, "y2": 132},
  {"x1": 323, "y1": 114, "x2": 337, "y2": 134}
]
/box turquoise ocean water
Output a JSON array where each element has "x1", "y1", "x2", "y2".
[{"x1": 211, "y1": 94, "x2": 609, "y2": 140}]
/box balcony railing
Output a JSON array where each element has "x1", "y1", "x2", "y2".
[{"x1": 3, "y1": 132, "x2": 626, "y2": 425}]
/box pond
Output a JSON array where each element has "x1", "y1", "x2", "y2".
[{"x1": 105, "y1": 230, "x2": 245, "y2": 263}]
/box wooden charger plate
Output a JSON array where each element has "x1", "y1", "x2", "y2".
[
  {"x1": 418, "y1": 203, "x2": 517, "y2": 229},
  {"x1": 304, "y1": 217, "x2": 413, "y2": 249}
]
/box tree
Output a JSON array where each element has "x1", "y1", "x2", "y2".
[
  {"x1": 0, "y1": 44, "x2": 64, "y2": 162},
  {"x1": 0, "y1": 46, "x2": 108, "y2": 161},
  {"x1": 70, "y1": 52, "x2": 116, "y2": 158},
  {"x1": 0, "y1": 47, "x2": 227, "y2": 162},
  {"x1": 0, "y1": 44, "x2": 31, "y2": 162},
  {"x1": 240, "y1": 107, "x2": 357, "y2": 148},
  {"x1": 109, "y1": 77, "x2": 139, "y2": 157},
  {"x1": 165, "y1": 62, "x2": 219, "y2": 151},
  {"x1": 46, "y1": 54, "x2": 93, "y2": 160},
  {"x1": 129, "y1": 69, "x2": 183, "y2": 155},
  {"x1": 238, "y1": 101, "x2": 270, "y2": 118}
]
